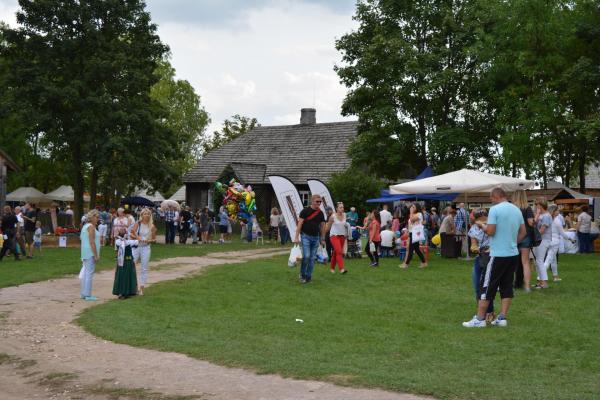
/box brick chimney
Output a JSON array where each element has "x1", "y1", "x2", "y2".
[{"x1": 300, "y1": 108, "x2": 316, "y2": 125}]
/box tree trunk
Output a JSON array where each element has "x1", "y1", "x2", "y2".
[
  {"x1": 579, "y1": 152, "x2": 586, "y2": 193},
  {"x1": 89, "y1": 165, "x2": 98, "y2": 210},
  {"x1": 72, "y1": 143, "x2": 85, "y2": 225}
]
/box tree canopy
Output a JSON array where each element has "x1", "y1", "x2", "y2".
[{"x1": 336, "y1": 0, "x2": 600, "y2": 189}]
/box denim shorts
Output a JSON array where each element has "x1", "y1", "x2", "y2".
[{"x1": 517, "y1": 236, "x2": 531, "y2": 249}]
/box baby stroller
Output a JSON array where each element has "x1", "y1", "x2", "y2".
[{"x1": 346, "y1": 226, "x2": 362, "y2": 258}]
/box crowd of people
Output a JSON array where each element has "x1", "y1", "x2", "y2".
[{"x1": 0, "y1": 203, "x2": 43, "y2": 261}]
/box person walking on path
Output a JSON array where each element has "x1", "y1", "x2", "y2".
[
  {"x1": 462, "y1": 187, "x2": 526, "y2": 328},
  {"x1": 326, "y1": 202, "x2": 348, "y2": 274},
  {"x1": 400, "y1": 203, "x2": 427, "y2": 269},
  {"x1": 0, "y1": 205, "x2": 21, "y2": 261},
  {"x1": 366, "y1": 210, "x2": 381, "y2": 267},
  {"x1": 293, "y1": 194, "x2": 326, "y2": 284},
  {"x1": 131, "y1": 208, "x2": 157, "y2": 296},
  {"x1": 80, "y1": 210, "x2": 101, "y2": 301}
]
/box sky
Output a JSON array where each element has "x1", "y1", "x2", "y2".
[{"x1": 0, "y1": 0, "x2": 358, "y2": 133}]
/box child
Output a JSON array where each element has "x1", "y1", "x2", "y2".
[
  {"x1": 469, "y1": 209, "x2": 495, "y2": 323},
  {"x1": 113, "y1": 228, "x2": 138, "y2": 299},
  {"x1": 397, "y1": 228, "x2": 409, "y2": 261},
  {"x1": 98, "y1": 219, "x2": 107, "y2": 246},
  {"x1": 33, "y1": 221, "x2": 43, "y2": 255}
]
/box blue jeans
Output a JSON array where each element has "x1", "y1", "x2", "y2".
[
  {"x1": 165, "y1": 221, "x2": 176, "y2": 244},
  {"x1": 472, "y1": 255, "x2": 494, "y2": 313},
  {"x1": 279, "y1": 226, "x2": 290, "y2": 244},
  {"x1": 80, "y1": 257, "x2": 96, "y2": 298},
  {"x1": 300, "y1": 234, "x2": 320, "y2": 280},
  {"x1": 578, "y1": 232, "x2": 592, "y2": 253},
  {"x1": 246, "y1": 220, "x2": 253, "y2": 242}
]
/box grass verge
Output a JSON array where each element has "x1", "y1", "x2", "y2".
[
  {"x1": 0, "y1": 238, "x2": 283, "y2": 289},
  {"x1": 78, "y1": 253, "x2": 600, "y2": 400}
]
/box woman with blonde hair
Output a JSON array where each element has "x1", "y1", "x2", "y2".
[
  {"x1": 130, "y1": 208, "x2": 157, "y2": 295},
  {"x1": 511, "y1": 190, "x2": 534, "y2": 292},
  {"x1": 80, "y1": 209, "x2": 101, "y2": 301}
]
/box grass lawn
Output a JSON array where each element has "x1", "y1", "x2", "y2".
[
  {"x1": 78, "y1": 252, "x2": 600, "y2": 400},
  {"x1": 0, "y1": 237, "x2": 281, "y2": 289}
]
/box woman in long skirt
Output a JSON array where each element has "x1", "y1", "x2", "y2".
[{"x1": 113, "y1": 229, "x2": 138, "y2": 299}]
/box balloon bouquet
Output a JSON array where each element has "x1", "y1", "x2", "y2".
[{"x1": 214, "y1": 178, "x2": 257, "y2": 223}]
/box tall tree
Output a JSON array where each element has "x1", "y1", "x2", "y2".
[
  {"x1": 3, "y1": 0, "x2": 170, "y2": 219},
  {"x1": 203, "y1": 115, "x2": 259, "y2": 154},
  {"x1": 335, "y1": 0, "x2": 493, "y2": 179},
  {"x1": 150, "y1": 57, "x2": 211, "y2": 194}
]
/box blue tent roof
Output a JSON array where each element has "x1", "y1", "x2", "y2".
[{"x1": 366, "y1": 166, "x2": 458, "y2": 203}]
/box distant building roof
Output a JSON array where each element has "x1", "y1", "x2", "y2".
[{"x1": 184, "y1": 114, "x2": 358, "y2": 185}]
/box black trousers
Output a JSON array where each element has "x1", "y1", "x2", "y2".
[
  {"x1": 406, "y1": 236, "x2": 425, "y2": 265},
  {"x1": 365, "y1": 240, "x2": 380, "y2": 263},
  {"x1": 0, "y1": 231, "x2": 19, "y2": 260}
]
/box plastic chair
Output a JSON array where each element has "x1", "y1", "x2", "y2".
[{"x1": 255, "y1": 231, "x2": 264, "y2": 245}]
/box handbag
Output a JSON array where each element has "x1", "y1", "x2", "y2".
[{"x1": 531, "y1": 226, "x2": 542, "y2": 248}]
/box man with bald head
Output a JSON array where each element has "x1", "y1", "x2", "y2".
[
  {"x1": 463, "y1": 187, "x2": 526, "y2": 328},
  {"x1": 294, "y1": 194, "x2": 326, "y2": 284}
]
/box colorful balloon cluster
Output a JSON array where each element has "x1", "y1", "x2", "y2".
[{"x1": 214, "y1": 178, "x2": 257, "y2": 222}]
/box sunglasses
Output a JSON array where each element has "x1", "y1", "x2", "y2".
[{"x1": 315, "y1": 200, "x2": 322, "y2": 203}]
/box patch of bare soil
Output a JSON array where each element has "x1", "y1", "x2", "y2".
[{"x1": 0, "y1": 248, "x2": 432, "y2": 400}]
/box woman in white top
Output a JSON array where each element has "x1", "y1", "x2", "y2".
[
  {"x1": 326, "y1": 202, "x2": 348, "y2": 274},
  {"x1": 544, "y1": 205, "x2": 574, "y2": 282},
  {"x1": 130, "y1": 208, "x2": 157, "y2": 295},
  {"x1": 576, "y1": 205, "x2": 593, "y2": 253},
  {"x1": 400, "y1": 203, "x2": 427, "y2": 269}
]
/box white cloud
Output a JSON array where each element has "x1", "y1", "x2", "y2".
[{"x1": 0, "y1": 0, "x2": 358, "y2": 134}]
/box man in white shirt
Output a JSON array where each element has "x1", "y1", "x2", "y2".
[
  {"x1": 380, "y1": 226, "x2": 395, "y2": 257},
  {"x1": 379, "y1": 204, "x2": 392, "y2": 230}
]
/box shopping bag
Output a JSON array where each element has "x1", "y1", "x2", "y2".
[
  {"x1": 78, "y1": 264, "x2": 85, "y2": 280},
  {"x1": 288, "y1": 245, "x2": 302, "y2": 267},
  {"x1": 316, "y1": 245, "x2": 328, "y2": 264},
  {"x1": 369, "y1": 241, "x2": 376, "y2": 253},
  {"x1": 411, "y1": 224, "x2": 425, "y2": 243}
]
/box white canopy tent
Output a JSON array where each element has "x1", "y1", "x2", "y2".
[
  {"x1": 133, "y1": 187, "x2": 165, "y2": 203},
  {"x1": 6, "y1": 187, "x2": 49, "y2": 203},
  {"x1": 45, "y1": 185, "x2": 91, "y2": 202},
  {"x1": 169, "y1": 186, "x2": 186, "y2": 202},
  {"x1": 390, "y1": 169, "x2": 534, "y2": 194}
]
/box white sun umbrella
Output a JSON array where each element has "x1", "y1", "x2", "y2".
[
  {"x1": 45, "y1": 185, "x2": 91, "y2": 202},
  {"x1": 389, "y1": 169, "x2": 534, "y2": 194},
  {"x1": 168, "y1": 186, "x2": 186, "y2": 202},
  {"x1": 6, "y1": 187, "x2": 49, "y2": 203}
]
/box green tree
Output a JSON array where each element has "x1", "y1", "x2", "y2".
[
  {"x1": 328, "y1": 166, "x2": 385, "y2": 217},
  {"x1": 203, "y1": 115, "x2": 259, "y2": 154},
  {"x1": 150, "y1": 57, "x2": 210, "y2": 194},
  {"x1": 335, "y1": 0, "x2": 493, "y2": 179},
  {"x1": 3, "y1": 0, "x2": 171, "y2": 218}
]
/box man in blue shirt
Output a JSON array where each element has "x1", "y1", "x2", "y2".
[{"x1": 463, "y1": 187, "x2": 526, "y2": 328}]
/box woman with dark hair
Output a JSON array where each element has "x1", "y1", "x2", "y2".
[
  {"x1": 366, "y1": 209, "x2": 381, "y2": 267},
  {"x1": 400, "y1": 203, "x2": 427, "y2": 269}
]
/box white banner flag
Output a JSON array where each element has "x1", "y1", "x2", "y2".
[
  {"x1": 307, "y1": 179, "x2": 335, "y2": 215},
  {"x1": 268, "y1": 175, "x2": 304, "y2": 240}
]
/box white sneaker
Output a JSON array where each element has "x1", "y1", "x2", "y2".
[
  {"x1": 462, "y1": 316, "x2": 486, "y2": 328},
  {"x1": 490, "y1": 318, "x2": 507, "y2": 327}
]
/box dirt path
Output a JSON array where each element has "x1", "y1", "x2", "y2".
[{"x1": 0, "y1": 248, "x2": 432, "y2": 400}]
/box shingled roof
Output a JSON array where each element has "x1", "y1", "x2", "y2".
[{"x1": 184, "y1": 119, "x2": 358, "y2": 185}]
